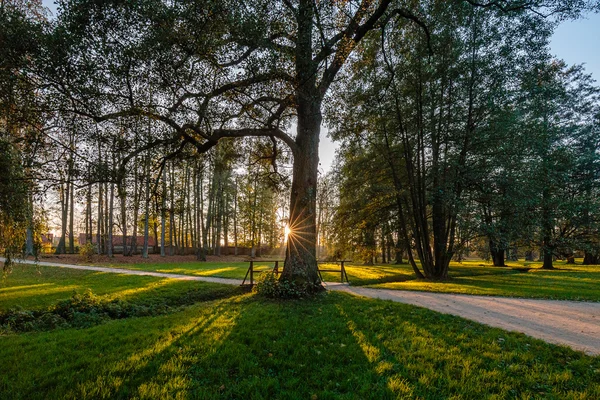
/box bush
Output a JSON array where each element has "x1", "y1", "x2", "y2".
[
  {"x1": 78, "y1": 242, "x2": 95, "y2": 262},
  {"x1": 253, "y1": 272, "x2": 313, "y2": 299},
  {"x1": 0, "y1": 285, "x2": 243, "y2": 333}
]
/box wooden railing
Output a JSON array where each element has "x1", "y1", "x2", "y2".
[{"x1": 241, "y1": 260, "x2": 351, "y2": 286}]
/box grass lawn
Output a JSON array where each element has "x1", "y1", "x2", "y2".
[
  {"x1": 0, "y1": 266, "x2": 599, "y2": 399},
  {"x1": 0, "y1": 264, "x2": 242, "y2": 312},
  {"x1": 351, "y1": 260, "x2": 600, "y2": 302},
  {"x1": 84, "y1": 258, "x2": 600, "y2": 302}
]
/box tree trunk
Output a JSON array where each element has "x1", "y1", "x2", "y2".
[
  {"x1": 55, "y1": 181, "x2": 68, "y2": 254},
  {"x1": 107, "y1": 182, "x2": 114, "y2": 258},
  {"x1": 280, "y1": 98, "x2": 322, "y2": 290},
  {"x1": 142, "y1": 157, "x2": 150, "y2": 259},
  {"x1": 119, "y1": 185, "x2": 128, "y2": 256},
  {"x1": 233, "y1": 176, "x2": 238, "y2": 256},
  {"x1": 130, "y1": 157, "x2": 139, "y2": 255},
  {"x1": 583, "y1": 251, "x2": 599, "y2": 265},
  {"x1": 381, "y1": 226, "x2": 386, "y2": 264},
  {"x1": 97, "y1": 181, "x2": 103, "y2": 255},
  {"x1": 160, "y1": 167, "x2": 166, "y2": 257},
  {"x1": 542, "y1": 243, "x2": 554, "y2": 269},
  {"x1": 68, "y1": 180, "x2": 75, "y2": 253},
  {"x1": 525, "y1": 250, "x2": 535, "y2": 261},
  {"x1": 490, "y1": 241, "x2": 506, "y2": 267}
]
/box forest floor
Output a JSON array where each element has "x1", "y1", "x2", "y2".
[{"x1": 3, "y1": 257, "x2": 599, "y2": 356}]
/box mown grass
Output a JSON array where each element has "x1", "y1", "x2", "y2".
[
  {"x1": 0, "y1": 264, "x2": 242, "y2": 312},
  {"x1": 90, "y1": 258, "x2": 600, "y2": 302},
  {"x1": 0, "y1": 284, "x2": 598, "y2": 398},
  {"x1": 358, "y1": 260, "x2": 600, "y2": 302}
]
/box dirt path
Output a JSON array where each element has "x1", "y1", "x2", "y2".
[{"x1": 5, "y1": 258, "x2": 600, "y2": 356}]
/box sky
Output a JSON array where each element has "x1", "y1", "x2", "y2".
[{"x1": 41, "y1": 1, "x2": 600, "y2": 173}]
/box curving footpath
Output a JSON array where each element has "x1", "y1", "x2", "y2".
[{"x1": 4, "y1": 258, "x2": 600, "y2": 356}]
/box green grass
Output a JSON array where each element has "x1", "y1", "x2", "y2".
[
  {"x1": 0, "y1": 266, "x2": 599, "y2": 399},
  {"x1": 0, "y1": 264, "x2": 241, "y2": 312},
  {"x1": 88, "y1": 258, "x2": 600, "y2": 302},
  {"x1": 1, "y1": 266, "x2": 599, "y2": 398},
  {"x1": 358, "y1": 260, "x2": 600, "y2": 302}
]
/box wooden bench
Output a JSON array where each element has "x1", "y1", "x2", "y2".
[
  {"x1": 241, "y1": 260, "x2": 283, "y2": 286},
  {"x1": 241, "y1": 260, "x2": 351, "y2": 286}
]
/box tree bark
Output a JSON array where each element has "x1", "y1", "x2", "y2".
[
  {"x1": 583, "y1": 251, "x2": 599, "y2": 265},
  {"x1": 489, "y1": 241, "x2": 506, "y2": 267},
  {"x1": 107, "y1": 182, "x2": 114, "y2": 258},
  {"x1": 68, "y1": 180, "x2": 75, "y2": 254},
  {"x1": 281, "y1": 98, "x2": 321, "y2": 289},
  {"x1": 160, "y1": 166, "x2": 166, "y2": 257}
]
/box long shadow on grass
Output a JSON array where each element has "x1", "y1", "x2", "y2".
[
  {"x1": 350, "y1": 274, "x2": 415, "y2": 286},
  {"x1": 6, "y1": 293, "x2": 599, "y2": 399},
  {"x1": 334, "y1": 294, "x2": 600, "y2": 399},
  {"x1": 71, "y1": 294, "x2": 397, "y2": 399}
]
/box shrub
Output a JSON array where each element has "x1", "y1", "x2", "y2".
[
  {"x1": 0, "y1": 285, "x2": 243, "y2": 333},
  {"x1": 78, "y1": 242, "x2": 95, "y2": 262},
  {"x1": 253, "y1": 271, "x2": 315, "y2": 299}
]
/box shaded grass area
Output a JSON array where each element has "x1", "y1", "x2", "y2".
[{"x1": 1, "y1": 287, "x2": 599, "y2": 399}]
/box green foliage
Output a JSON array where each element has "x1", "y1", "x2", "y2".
[
  {"x1": 78, "y1": 242, "x2": 95, "y2": 262},
  {"x1": 0, "y1": 138, "x2": 29, "y2": 270},
  {"x1": 253, "y1": 271, "x2": 307, "y2": 299},
  {"x1": 0, "y1": 282, "x2": 243, "y2": 334}
]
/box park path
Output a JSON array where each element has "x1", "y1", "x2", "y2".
[{"x1": 4, "y1": 258, "x2": 600, "y2": 356}]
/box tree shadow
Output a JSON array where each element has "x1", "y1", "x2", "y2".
[
  {"x1": 6, "y1": 292, "x2": 598, "y2": 399},
  {"x1": 333, "y1": 295, "x2": 600, "y2": 398}
]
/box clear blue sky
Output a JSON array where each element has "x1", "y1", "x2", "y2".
[{"x1": 41, "y1": 1, "x2": 599, "y2": 172}]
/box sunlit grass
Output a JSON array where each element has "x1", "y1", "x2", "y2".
[
  {"x1": 361, "y1": 260, "x2": 600, "y2": 301},
  {"x1": 27, "y1": 257, "x2": 600, "y2": 301},
  {"x1": 1, "y1": 289, "x2": 598, "y2": 399},
  {"x1": 0, "y1": 264, "x2": 239, "y2": 312}
]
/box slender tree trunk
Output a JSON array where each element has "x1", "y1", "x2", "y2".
[
  {"x1": 68, "y1": 180, "x2": 75, "y2": 253},
  {"x1": 381, "y1": 226, "x2": 386, "y2": 264},
  {"x1": 198, "y1": 166, "x2": 207, "y2": 261},
  {"x1": 169, "y1": 162, "x2": 175, "y2": 256},
  {"x1": 130, "y1": 156, "x2": 139, "y2": 255},
  {"x1": 233, "y1": 176, "x2": 238, "y2": 256},
  {"x1": 541, "y1": 187, "x2": 554, "y2": 270},
  {"x1": 86, "y1": 179, "x2": 92, "y2": 243},
  {"x1": 25, "y1": 190, "x2": 35, "y2": 256},
  {"x1": 107, "y1": 182, "x2": 114, "y2": 258},
  {"x1": 142, "y1": 162, "x2": 150, "y2": 259},
  {"x1": 55, "y1": 179, "x2": 68, "y2": 254},
  {"x1": 103, "y1": 181, "x2": 109, "y2": 254},
  {"x1": 119, "y1": 186, "x2": 128, "y2": 256},
  {"x1": 160, "y1": 167, "x2": 166, "y2": 257},
  {"x1": 97, "y1": 180, "x2": 103, "y2": 255}
]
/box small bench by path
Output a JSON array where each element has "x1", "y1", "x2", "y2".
[{"x1": 4, "y1": 258, "x2": 599, "y2": 356}]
